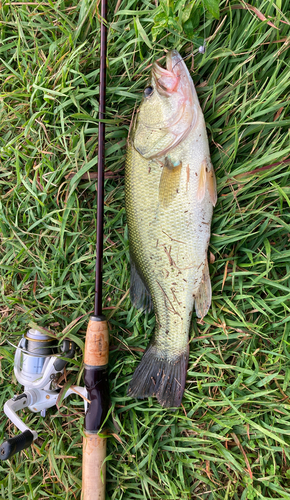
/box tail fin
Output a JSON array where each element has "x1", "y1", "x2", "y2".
[{"x1": 128, "y1": 343, "x2": 189, "y2": 407}]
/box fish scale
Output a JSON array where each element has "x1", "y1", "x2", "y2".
[{"x1": 125, "y1": 50, "x2": 217, "y2": 407}]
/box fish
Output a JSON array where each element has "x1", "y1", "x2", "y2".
[{"x1": 125, "y1": 50, "x2": 217, "y2": 408}]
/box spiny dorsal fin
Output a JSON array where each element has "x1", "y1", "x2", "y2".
[
  {"x1": 207, "y1": 163, "x2": 217, "y2": 207},
  {"x1": 130, "y1": 259, "x2": 153, "y2": 313},
  {"x1": 159, "y1": 156, "x2": 182, "y2": 208},
  {"x1": 197, "y1": 159, "x2": 217, "y2": 207},
  {"x1": 197, "y1": 159, "x2": 206, "y2": 202}
]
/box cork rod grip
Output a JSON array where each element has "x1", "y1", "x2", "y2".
[
  {"x1": 82, "y1": 432, "x2": 106, "y2": 500},
  {"x1": 82, "y1": 316, "x2": 110, "y2": 500},
  {"x1": 84, "y1": 319, "x2": 109, "y2": 367}
]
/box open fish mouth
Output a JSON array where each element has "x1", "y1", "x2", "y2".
[
  {"x1": 152, "y1": 51, "x2": 192, "y2": 98},
  {"x1": 152, "y1": 62, "x2": 179, "y2": 96}
]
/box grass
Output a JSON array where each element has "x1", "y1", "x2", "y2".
[{"x1": 0, "y1": 0, "x2": 290, "y2": 498}]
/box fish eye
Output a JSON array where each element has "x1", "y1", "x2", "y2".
[{"x1": 144, "y1": 86, "x2": 154, "y2": 98}]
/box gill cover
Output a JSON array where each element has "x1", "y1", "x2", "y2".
[{"x1": 133, "y1": 50, "x2": 198, "y2": 159}]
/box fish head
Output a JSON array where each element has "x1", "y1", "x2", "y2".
[{"x1": 132, "y1": 50, "x2": 200, "y2": 159}]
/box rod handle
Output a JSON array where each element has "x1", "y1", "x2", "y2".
[
  {"x1": 84, "y1": 317, "x2": 110, "y2": 434},
  {"x1": 84, "y1": 316, "x2": 109, "y2": 367},
  {"x1": 0, "y1": 430, "x2": 34, "y2": 460},
  {"x1": 82, "y1": 432, "x2": 106, "y2": 500}
]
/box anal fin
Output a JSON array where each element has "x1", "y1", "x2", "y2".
[
  {"x1": 130, "y1": 260, "x2": 153, "y2": 313},
  {"x1": 195, "y1": 260, "x2": 212, "y2": 319}
]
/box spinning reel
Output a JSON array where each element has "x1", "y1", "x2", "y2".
[{"x1": 0, "y1": 329, "x2": 87, "y2": 461}]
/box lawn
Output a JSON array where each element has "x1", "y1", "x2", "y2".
[{"x1": 0, "y1": 0, "x2": 290, "y2": 499}]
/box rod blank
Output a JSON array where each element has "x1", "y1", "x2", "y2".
[{"x1": 95, "y1": 0, "x2": 108, "y2": 317}]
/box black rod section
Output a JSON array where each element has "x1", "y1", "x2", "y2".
[{"x1": 94, "y1": 0, "x2": 107, "y2": 317}]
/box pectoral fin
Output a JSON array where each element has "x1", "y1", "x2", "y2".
[
  {"x1": 197, "y1": 159, "x2": 217, "y2": 207},
  {"x1": 159, "y1": 157, "x2": 182, "y2": 208},
  {"x1": 195, "y1": 260, "x2": 212, "y2": 319},
  {"x1": 130, "y1": 260, "x2": 153, "y2": 313}
]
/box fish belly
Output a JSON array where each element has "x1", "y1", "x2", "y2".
[{"x1": 125, "y1": 116, "x2": 213, "y2": 407}]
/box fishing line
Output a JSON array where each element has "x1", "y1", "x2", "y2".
[
  {"x1": 199, "y1": 0, "x2": 207, "y2": 54},
  {"x1": 171, "y1": 53, "x2": 192, "y2": 71},
  {"x1": 171, "y1": 1, "x2": 207, "y2": 73}
]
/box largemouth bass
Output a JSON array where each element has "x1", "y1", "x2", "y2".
[{"x1": 125, "y1": 50, "x2": 217, "y2": 407}]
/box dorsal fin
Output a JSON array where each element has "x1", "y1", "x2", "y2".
[
  {"x1": 195, "y1": 260, "x2": 212, "y2": 319},
  {"x1": 197, "y1": 159, "x2": 206, "y2": 202},
  {"x1": 197, "y1": 159, "x2": 217, "y2": 207}
]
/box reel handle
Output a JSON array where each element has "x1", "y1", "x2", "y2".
[{"x1": 0, "y1": 430, "x2": 34, "y2": 460}]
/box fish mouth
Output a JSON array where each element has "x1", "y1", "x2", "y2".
[
  {"x1": 152, "y1": 62, "x2": 179, "y2": 96},
  {"x1": 152, "y1": 50, "x2": 192, "y2": 97}
]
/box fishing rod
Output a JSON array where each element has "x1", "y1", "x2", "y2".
[
  {"x1": 0, "y1": 2, "x2": 110, "y2": 498},
  {"x1": 81, "y1": 0, "x2": 109, "y2": 497}
]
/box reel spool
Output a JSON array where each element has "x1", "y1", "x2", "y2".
[
  {"x1": 0, "y1": 329, "x2": 86, "y2": 461},
  {"x1": 15, "y1": 329, "x2": 57, "y2": 385},
  {"x1": 14, "y1": 328, "x2": 75, "y2": 393}
]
